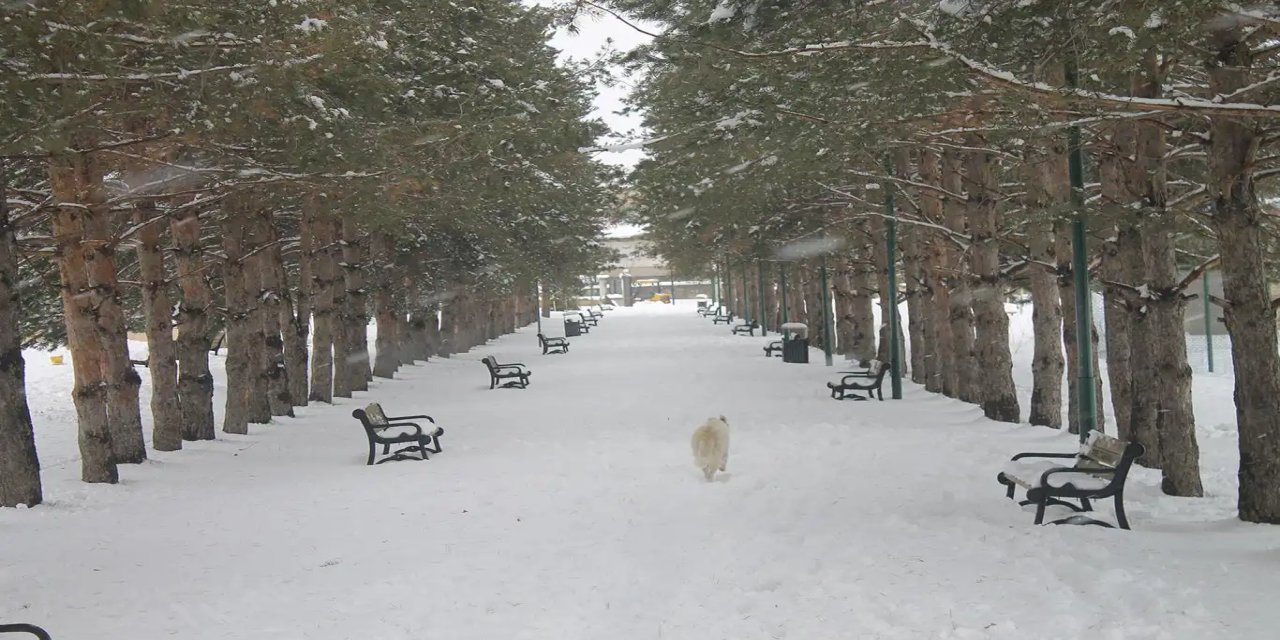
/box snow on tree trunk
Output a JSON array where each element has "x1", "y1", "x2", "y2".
[
  {"x1": 942, "y1": 149, "x2": 979, "y2": 404},
  {"x1": 1206, "y1": 27, "x2": 1280, "y2": 523},
  {"x1": 221, "y1": 205, "x2": 255, "y2": 434},
  {"x1": 0, "y1": 161, "x2": 43, "y2": 506},
  {"x1": 134, "y1": 208, "x2": 183, "y2": 451},
  {"x1": 965, "y1": 143, "x2": 1019, "y2": 423},
  {"x1": 50, "y1": 152, "x2": 117, "y2": 483},
  {"x1": 170, "y1": 209, "x2": 215, "y2": 440},
  {"x1": 257, "y1": 210, "x2": 292, "y2": 418},
  {"x1": 341, "y1": 219, "x2": 370, "y2": 390},
  {"x1": 918, "y1": 150, "x2": 951, "y2": 395},
  {"x1": 308, "y1": 212, "x2": 336, "y2": 404},
  {"x1": 84, "y1": 192, "x2": 145, "y2": 463},
  {"x1": 372, "y1": 232, "x2": 401, "y2": 379}
]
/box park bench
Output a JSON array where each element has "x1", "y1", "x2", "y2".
[
  {"x1": 537, "y1": 332, "x2": 569, "y2": 355},
  {"x1": 482, "y1": 355, "x2": 531, "y2": 389},
  {"x1": 996, "y1": 432, "x2": 1144, "y2": 530},
  {"x1": 763, "y1": 340, "x2": 783, "y2": 357},
  {"x1": 0, "y1": 625, "x2": 51, "y2": 640},
  {"x1": 711, "y1": 310, "x2": 734, "y2": 324},
  {"x1": 697, "y1": 305, "x2": 715, "y2": 316},
  {"x1": 583, "y1": 309, "x2": 601, "y2": 325},
  {"x1": 351, "y1": 403, "x2": 444, "y2": 466},
  {"x1": 599, "y1": 301, "x2": 616, "y2": 311},
  {"x1": 826, "y1": 361, "x2": 890, "y2": 400},
  {"x1": 731, "y1": 320, "x2": 759, "y2": 336}
]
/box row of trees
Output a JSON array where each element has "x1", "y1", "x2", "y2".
[
  {"x1": 606, "y1": 0, "x2": 1280, "y2": 523},
  {"x1": 0, "y1": 1, "x2": 614, "y2": 507}
]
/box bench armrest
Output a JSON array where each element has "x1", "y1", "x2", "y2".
[
  {"x1": 1010, "y1": 452, "x2": 1077, "y2": 461},
  {"x1": 385, "y1": 414, "x2": 435, "y2": 423},
  {"x1": 838, "y1": 374, "x2": 881, "y2": 386},
  {"x1": 837, "y1": 370, "x2": 874, "y2": 377},
  {"x1": 371, "y1": 422, "x2": 425, "y2": 435},
  {"x1": 495, "y1": 363, "x2": 528, "y2": 370},
  {"x1": 1038, "y1": 466, "x2": 1117, "y2": 488}
]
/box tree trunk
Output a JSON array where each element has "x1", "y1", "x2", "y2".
[
  {"x1": 903, "y1": 224, "x2": 929, "y2": 385},
  {"x1": 849, "y1": 258, "x2": 877, "y2": 363},
  {"x1": 221, "y1": 205, "x2": 254, "y2": 435},
  {"x1": 170, "y1": 209, "x2": 216, "y2": 440},
  {"x1": 942, "y1": 149, "x2": 979, "y2": 404},
  {"x1": 372, "y1": 232, "x2": 401, "y2": 379},
  {"x1": 134, "y1": 209, "x2": 183, "y2": 451},
  {"x1": 308, "y1": 214, "x2": 336, "y2": 403},
  {"x1": 49, "y1": 152, "x2": 117, "y2": 483},
  {"x1": 257, "y1": 210, "x2": 293, "y2": 418},
  {"x1": 918, "y1": 149, "x2": 951, "y2": 395},
  {"x1": 84, "y1": 193, "x2": 145, "y2": 463},
  {"x1": 1207, "y1": 29, "x2": 1279, "y2": 522},
  {"x1": 241, "y1": 209, "x2": 271, "y2": 425},
  {"x1": 833, "y1": 268, "x2": 856, "y2": 358},
  {"x1": 341, "y1": 219, "x2": 370, "y2": 390},
  {"x1": 965, "y1": 143, "x2": 1019, "y2": 422},
  {"x1": 1024, "y1": 141, "x2": 1066, "y2": 429},
  {"x1": 0, "y1": 161, "x2": 43, "y2": 506},
  {"x1": 284, "y1": 197, "x2": 316, "y2": 407},
  {"x1": 331, "y1": 220, "x2": 355, "y2": 399}
]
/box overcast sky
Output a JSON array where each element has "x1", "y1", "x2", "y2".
[{"x1": 534, "y1": 2, "x2": 657, "y2": 168}]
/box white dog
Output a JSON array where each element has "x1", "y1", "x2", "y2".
[{"x1": 691, "y1": 415, "x2": 730, "y2": 481}]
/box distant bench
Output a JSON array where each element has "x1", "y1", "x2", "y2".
[
  {"x1": 996, "y1": 432, "x2": 1143, "y2": 530},
  {"x1": 763, "y1": 340, "x2": 783, "y2": 357},
  {"x1": 731, "y1": 320, "x2": 759, "y2": 336}
]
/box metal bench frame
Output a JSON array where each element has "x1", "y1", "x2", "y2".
[
  {"x1": 996, "y1": 433, "x2": 1144, "y2": 530},
  {"x1": 351, "y1": 403, "x2": 444, "y2": 465},
  {"x1": 537, "y1": 332, "x2": 569, "y2": 355},
  {"x1": 482, "y1": 355, "x2": 531, "y2": 389},
  {"x1": 827, "y1": 362, "x2": 890, "y2": 400}
]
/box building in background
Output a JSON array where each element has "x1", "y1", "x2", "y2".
[{"x1": 587, "y1": 228, "x2": 710, "y2": 305}]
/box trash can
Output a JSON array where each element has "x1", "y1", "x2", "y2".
[
  {"x1": 780, "y1": 322, "x2": 809, "y2": 364},
  {"x1": 564, "y1": 316, "x2": 582, "y2": 337}
]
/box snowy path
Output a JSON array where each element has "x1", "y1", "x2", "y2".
[{"x1": 3, "y1": 304, "x2": 1277, "y2": 639}]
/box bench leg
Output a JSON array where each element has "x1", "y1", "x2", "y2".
[
  {"x1": 367, "y1": 442, "x2": 377, "y2": 466},
  {"x1": 1033, "y1": 501, "x2": 1047, "y2": 525},
  {"x1": 1005, "y1": 482, "x2": 1016, "y2": 500},
  {"x1": 1114, "y1": 492, "x2": 1130, "y2": 530},
  {"x1": 1080, "y1": 497, "x2": 1093, "y2": 512}
]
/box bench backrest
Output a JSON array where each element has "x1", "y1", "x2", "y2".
[
  {"x1": 1076, "y1": 432, "x2": 1139, "y2": 471},
  {"x1": 482, "y1": 355, "x2": 498, "y2": 372},
  {"x1": 364, "y1": 403, "x2": 388, "y2": 426}
]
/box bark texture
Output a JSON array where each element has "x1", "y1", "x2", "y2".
[
  {"x1": 308, "y1": 215, "x2": 336, "y2": 403},
  {"x1": 942, "y1": 149, "x2": 978, "y2": 403},
  {"x1": 170, "y1": 209, "x2": 216, "y2": 440},
  {"x1": 1206, "y1": 29, "x2": 1280, "y2": 522},
  {"x1": 0, "y1": 161, "x2": 43, "y2": 506},
  {"x1": 49, "y1": 152, "x2": 117, "y2": 482},
  {"x1": 135, "y1": 209, "x2": 183, "y2": 451}
]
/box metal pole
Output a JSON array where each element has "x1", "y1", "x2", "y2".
[
  {"x1": 758, "y1": 261, "x2": 768, "y2": 336},
  {"x1": 670, "y1": 273, "x2": 677, "y2": 303},
  {"x1": 742, "y1": 265, "x2": 750, "y2": 323},
  {"x1": 884, "y1": 155, "x2": 903, "y2": 399},
  {"x1": 1203, "y1": 271, "x2": 1215, "y2": 373},
  {"x1": 821, "y1": 263, "x2": 834, "y2": 366},
  {"x1": 1067, "y1": 61, "x2": 1097, "y2": 443}
]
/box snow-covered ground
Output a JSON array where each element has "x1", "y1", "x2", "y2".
[{"x1": 3, "y1": 302, "x2": 1276, "y2": 639}]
